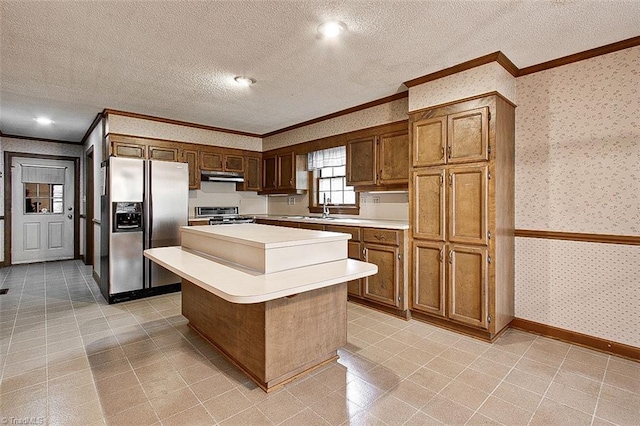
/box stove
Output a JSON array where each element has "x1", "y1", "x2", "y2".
[{"x1": 195, "y1": 206, "x2": 255, "y2": 225}]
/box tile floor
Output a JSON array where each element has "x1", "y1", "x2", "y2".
[{"x1": 0, "y1": 260, "x2": 638, "y2": 426}]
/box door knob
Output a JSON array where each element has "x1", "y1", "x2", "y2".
[{"x1": 67, "y1": 214, "x2": 73, "y2": 219}]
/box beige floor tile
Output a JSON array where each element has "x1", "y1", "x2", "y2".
[
  {"x1": 603, "y1": 368, "x2": 640, "y2": 394},
  {"x1": 48, "y1": 381, "x2": 99, "y2": 411},
  {"x1": 530, "y1": 397, "x2": 594, "y2": 425},
  {"x1": 120, "y1": 338, "x2": 158, "y2": 357},
  {"x1": 138, "y1": 369, "x2": 187, "y2": 400},
  {"x1": 48, "y1": 355, "x2": 90, "y2": 379},
  {"x1": 127, "y1": 347, "x2": 168, "y2": 369},
  {"x1": 48, "y1": 398, "x2": 105, "y2": 426},
  {"x1": 1, "y1": 395, "x2": 47, "y2": 423},
  {"x1": 189, "y1": 373, "x2": 236, "y2": 401},
  {"x1": 89, "y1": 357, "x2": 133, "y2": 382},
  {"x1": 478, "y1": 395, "x2": 534, "y2": 425},
  {"x1": 491, "y1": 381, "x2": 543, "y2": 412},
  {"x1": 406, "y1": 367, "x2": 451, "y2": 393},
  {"x1": 482, "y1": 347, "x2": 522, "y2": 367},
  {"x1": 425, "y1": 356, "x2": 468, "y2": 378},
  {"x1": 161, "y1": 404, "x2": 216, "y2": 426},
  {"x1": 440, "y1": 379, "x2": 490, "y2": 411},
  {"x1": 48, "y1": 368, "x2": 95, "y2": 392},
  {"x1": 388, "y1": 379, "x2": 436, "y2": 410},
  {"x1": 553, "y1": 369, "x2": 602, "y2": 397},
  {"x1": 469, "y1": 356, "x2": 512, "y2": 380},
  {"x1": 336, "y1": 375, "x2": 386, "y2": 408},
  {"x1": 0, "y1": 382, "x2": 48, "y2": 412},
  {"x1": 523, "y1": 345, "x2": 566, "y2": 368},
  {"x1": 287, "y1": 376, "x2": 334, "y2": 406},
  {"x1": 374, "y1": 337, "x2": 410, "y2": 355},
  {"x1": 561, "y1": 358, "x2": 606, "y2": 382},
  {"x1": 337, "y1": 351, "x2": 378, "y2": 376},
  {"x1": 219, "y1": 406, "x2": 273, "y2": 425},
  {"x1": 565, "y1": 346, "x2": 609, "y2": 368},
  {"x1": 5, "y1": 345, "x2": 47, "y2": 364},
  {"x1": 598, "y1": 383, "x2": 640, "y2": 407},
  {"x1": 456, "y1": 367, "x2": 503, "y2": 394},
  {"x1": 279, "y1": 407, "x2": 330, "y2": 425},
  {"x1": 439, "y1": 346, "x2": 479, "y2": 366},
  {"x1": 412, "y1": 337, "x2": 449, "y2": 356},
  {"x1": 595, "y1": 397, "x2": 640, "y2": 425},
  {"x1": 87, "y1": 346, "x2": 127, "y2": 367},
  {"x1": 176, "y1": 359, "x2": 220, "y2": 385},
  {"x1": 312, "y1": 364, "x2": 354, "y2": 391},
  {"x1": 252, "y1": 389, "x2": 304, "y2": 424},
  {"x1": 202, "y1": 388, "x2": 254, "y2": 422},
  {"x1": 99, "y1": 383, "x2": 149, "y2": 417},
  {"x1": 149, "y1": 385, "x2": 199, "y2": 420},
  {"x1": 0, "y1": 366, "x2": 46, "y2": 394},
  {"x1": 396, "y1": 345, "x2": 436, "y2": 366},
  {"x1": 309, "y1": 391, "x2": 361, "y2": 425},
  {"x1": 6, "y1": 336, "x2": 46, "y2": 353},
  {"x1": 47, "y1": 346, "x2": 87, "y2": 365},
  {"x1": 403, "y1": 410, "x2": 444, "y2": 425},
  {"x1": 94, "y1": 369, "x2": 140, "y2": 397},
  {"x1": 529, "y1": 336, "x2": 571, "y2": 358},
  {"x1": 592, "y1": 417, "x2": 617, "y2": 426},
  {"x1": 106, "y1": 401, "x2": 160, "y2": 426},
  {"x1": 515, "y1": 356, "x2": 559, "y2": 380},
  {"x1": 545, "y1": 381, "x2": 598, "y2": 415},
  {"x1": 466, "y1": 412, "x2": 502, "y2": 425},
  {"x1": 357, "y1": 364, "x2": 403, "y2": 390},
  {"x1": 380, "y1": 355, "x2": 421, "y2": 379},
  {"x1": 421, "y1": 394, "x2": 475, "y2": 425},
  {"x1": 607, "y1": 356, "x2": 640, "y2": 378},
  {"x1": 504, "y1": 367, "x2": 552, "y2": 395}
]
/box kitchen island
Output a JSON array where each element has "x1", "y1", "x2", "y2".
[{"x1": 144, "y1": 224, "x2": 377, "y2": 391}]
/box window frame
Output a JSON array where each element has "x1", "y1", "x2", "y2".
[{"x1": 307, "y1": 168, "x2": 360, "y2": 215}]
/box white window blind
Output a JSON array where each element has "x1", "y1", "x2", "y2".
[
  {"x1": 307, "y1": 146, "x2": 346, "y2": 170},
  {"x1": 21, "y1": 165, "x2": 66, "y2": 184}
]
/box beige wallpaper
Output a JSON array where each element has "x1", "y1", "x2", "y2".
[
  {"x1": 408, "y1": 62, "x2": 516, "y2": 112},
  {"x1": 107, "y1": 114, "x2": 262, "y2": 151},
  {"x1": 515, "y1": 238, "x2": 640, "y2": 347},
  {"x1": 262, "y1": 97, "x2": 408, "y2": 151},
  {"x1": 515, "y1": 46, "x2": 640, "y2": 235}
]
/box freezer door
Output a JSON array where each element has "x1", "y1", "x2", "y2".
[
  {"x1": 147, "y1": 160, "x2": 189, "y2": 287},
  {"x1": 110, "y1": 157, "x2": 143, "y2": 202},
  {"x1": 110, "y1": 230, "x2": 144, "y2": 293}
]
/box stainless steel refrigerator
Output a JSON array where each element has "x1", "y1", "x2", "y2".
[{"x1": 100, "y1": 156, "x2": 188, "y2": 303}]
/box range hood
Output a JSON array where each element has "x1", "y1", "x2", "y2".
[{"x1": 200, "y1": 170, "x2": 245, "y2": 183}]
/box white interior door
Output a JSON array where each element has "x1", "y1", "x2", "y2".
[{"x1": 11, "y1": 157, "x2": 75, "y2": 264}]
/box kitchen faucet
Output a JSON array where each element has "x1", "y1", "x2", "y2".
[{"x1": 322, "y1": 195, "x2": 330, "y2": 218}]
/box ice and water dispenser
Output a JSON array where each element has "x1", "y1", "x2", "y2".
[{"x1": 113, "y1": 202, "x2": 142, "y2": 232}]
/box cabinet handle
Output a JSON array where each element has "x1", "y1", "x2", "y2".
[
  {"x1": 375, "y1": 234, "x2": 385, "y2": 240},
  {"x1": 448, "y1": 174, "x2": 453, "y2": 186},
  {"x1": 290, "y1": 179, "x2": 293, "y2": 185},
  {"x1": 447, "y1": 145, "x2": 452, "y2": 159},
  {"x1": 440, "y1": 146, "x2": 445, "y2": 160},
  {"x1": 448, "y1": 250, "x2": 453, "y2": 264},
  {"x1": 439, "y1": 248, "x2": 444, "y2": 262}
]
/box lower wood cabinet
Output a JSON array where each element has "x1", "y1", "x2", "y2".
[{"x1": 362, "y1": 242, "x2": 401, "y2": 308}]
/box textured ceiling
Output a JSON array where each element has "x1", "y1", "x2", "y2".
[{"x1": 1, "y1": 1, "x2": 639, "y2": 142}]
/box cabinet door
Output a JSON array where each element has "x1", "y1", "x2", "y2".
[
  {"x1": 447, "y1": 165, "x2": 488, "y2": 246},
  {"x1": 412, "y1": 241, "x2": 445, "y2": 317},
  {"x1": 244, "y1": 156, "x2": 261, "y2": 191},
  {"x1": 200, "y1": 150, "x2": 224, "y2": 171},
  {"x1": 347, "y1": 136, "x2": 377, "y2": 186},
  {"x1": 262, "y1": 156, "x2": 277, "y2": 190},
  {"x1": 413, "y1": 169, "x2": 445, "y2": 241},
  {"x1": 447, "y1": 244, "x2": 488, "y2": 329},
  {"x1": 347, "y1": 241, "x2": 363, "y2": 297},
  {"x1": 277, "y1": 221, "x2": 300, "y2": 228},
  {"x1": 277, "y1": 152, "x2": 295, "y2": 190},
  {"x1": 378, "y1": 130, "x2": 409, "y2": 185},
  {"x1": 181, "y1": 149, "x2": 200, "y2": 190},
  {"x1": 113, "y1": 141, "x2": 146, "y2": 159},
  {"x1": 363, "y1": 243, "x2": 400, "y2": 308},
  {"x1": 447, "y1": 107, "x2": 489, "y2": 164},
  {"x1": 225, "y1": 154, "x2": 244, "y2": 172},
  {"x1": 413, "y1": 116, "x2": 446, "y2": 167},
  {"x1": 149, "y1": 145, "x2": 178, "y2": 162}
]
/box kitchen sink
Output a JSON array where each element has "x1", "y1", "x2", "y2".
[{"x1": 280, "y1": 215, "x2": 304, "y2": 219}]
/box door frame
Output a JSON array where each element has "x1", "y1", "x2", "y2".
[
  {"x1": 3, "y1": 151, "x2": 81, "y2": 266},
  {"x1": 84, "y1": 146, "x2": 94, "y2": 265}
]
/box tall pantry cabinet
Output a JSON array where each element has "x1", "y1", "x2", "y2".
[{"x1": 408, "y1": 94, "x2": 515, "y2": 341}]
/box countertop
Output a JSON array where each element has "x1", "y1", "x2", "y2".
[
  {"x1": 181, "y1": 223, "x2": 349, "y2": 249},
  {"x1": 253, "y1": 215, "x2": 409, "y2": 230},
  {"x1": 144, "y1": 246, "x2": 377, "y2": 303}
]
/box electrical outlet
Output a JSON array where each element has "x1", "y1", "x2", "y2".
[
  {"x1": 373, "y1": 196, "x2": 380, "y2": 204},
  {"x1": 287, "y1": 197, "x2": 295, "y2": 205}
]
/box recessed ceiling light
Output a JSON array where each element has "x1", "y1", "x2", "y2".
[
  {"x1": 234, "y1": 76, "x2": 256, "y2": 86},
  {"x1": 34, "y1": 117, "x2": 54, "y2": 125},
  {"x1": 317, "y1": 20, "x2": 347, "y2": 38}
]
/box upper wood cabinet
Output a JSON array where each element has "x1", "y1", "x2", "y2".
[
  {"x1": 200, "y1": 149, "x2": 244, "y2": 172},
  {"x1": 112, "y1": 140, "x2": 147, "y2": 159},
  {"x1": 346, "y1": 129, "x2": 409, "y2": 190},
  {"x1": 180, "y1": 148, "x2": 200, "y2": 190},
  {"x1": 412, "y1": 106, "x2": 489, "y2": 167},
  {"x1": 260, "y1": 151, "x2": 307, "y2": 195},
  {"x1": 149, "y1": 145, "x2": 178, "y2": 162},
  {"x1": 242, "y1": 155, "x2": 261, "y2": 192}
]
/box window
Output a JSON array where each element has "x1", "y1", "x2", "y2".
[
  {"x1": 25, "y1": 183, "x2": 64, "y2": 214},
  {"x1": 307, "y1": 146, "x2": 359, "y2": 214}
]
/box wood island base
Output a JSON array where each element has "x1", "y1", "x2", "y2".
[{"x1": 182, "y1": 279, "x2": 347, "y2": 392}]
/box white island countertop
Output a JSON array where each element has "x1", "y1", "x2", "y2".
[
  {"x1": 144, "y1": 246, "x2": 377, "y2": 304},
  {"x1": 254, "y1": 215, "x2": 409, "y2": 230}
]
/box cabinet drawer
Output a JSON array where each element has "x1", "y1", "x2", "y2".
[
  {"x1": 363, "y1": 228, "x2": 399, "y2": 245},
  {"x1": 299, "y1": 223, "x2": 325, "y2": 231},
  {"x1": 325, "y1": 225, "x2": 361, "y2": 242}
]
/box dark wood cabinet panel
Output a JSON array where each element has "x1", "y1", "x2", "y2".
[
  {"x1": 412, "y1": 169, "x2": 445, "y2": 241},
  {"x1": 200, "y1": 150, "x2": 224, "y2": 171},
  {"x1": 149, "y1": 145, "x2": 178, "y2": 162},
  {"x1": 262, "y1": 156, "x2": 277, "y2": 191},
  {"x1": 244, "y1": 156, "x2": 261, "y2": 191},
  {"x1": 447, "y1": 244, "x2": 488, "y2": 329},
  {"x1": 346, "y1": 136, "x2": 377, "y2": 186},
  {"x1": 278, "y1": 152, "x2": 295, "y2": 190},
  {"x1": 363, "y1": 243, "x2": 400, "y2": 308},
  {"x1": 412, "y1": 241, "x2": 445, "y2": 317},
  {"x1": 448, "y1": 107, "x2": 489, "y2": 164},
  {"x1": 226, "y1": 154, "x2": 244, "y2": 172},
  {"x1": 412, "y1": 116, "x2": 446, "y2": 167},
  {"x1": 181, "y1": 149, "x2": 200, "y2": 190},
  {"x1": 112, "y1": 141, "x2": 146, "y2": 159},
  {"x1": 378, "y1": 130, "x2": 409, "y2": 185},
  {"x1": 448, "y1": 165, "x2": 488, "y2": 246},
  {"x1": 260, "y1": 151, "x2": 307, "y2": 195}
]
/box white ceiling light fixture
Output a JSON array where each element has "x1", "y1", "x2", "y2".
[
  {"x1": 234, "y1": 76, "x2": 256, "y2": 87},
  {"x1": 317, "y1": 20, "x2": 347, "y2": 39},
  {"x1": 34, "y1": 117, "x2": 54, "y2": 125}
]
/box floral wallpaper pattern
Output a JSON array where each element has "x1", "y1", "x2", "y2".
[
  {"x1": 515, "y1": 46, "x2": 640, "y2": 235},
  {"x1": 263, "y1": 98, "x2": 409, "y2": 151},
  {"x1": 515, "y1": 237, "x2": 640, "y2": 347},
  {"x1": 409, "y1": 62, "x2": 516, "y2": 112},
  {"x1": 108, "y1": 115, "x2": 262, "y2": 152}
]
